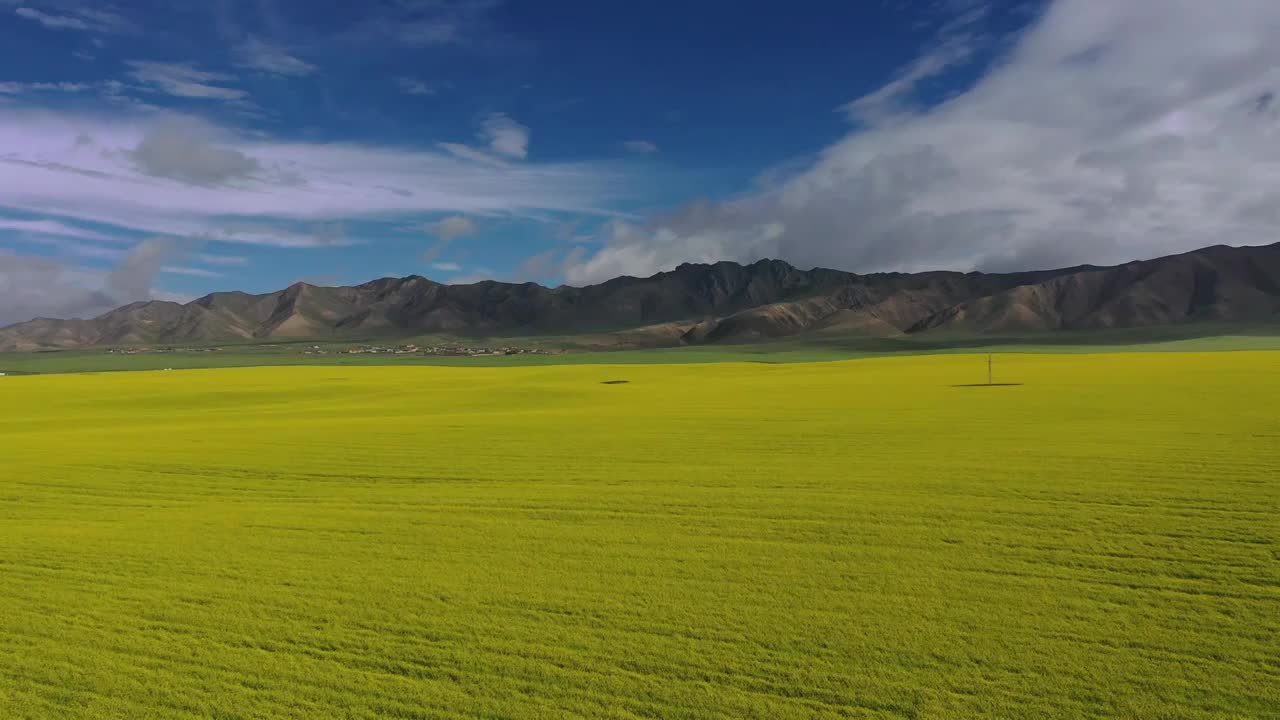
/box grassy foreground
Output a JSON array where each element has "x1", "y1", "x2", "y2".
[{"x1": 1, "y1": 353, "x2": 1277, "y2": 719}]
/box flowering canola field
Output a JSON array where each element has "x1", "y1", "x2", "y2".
[{"x1": 1, "y1": 353, "x2": 1277, "y2": 719}]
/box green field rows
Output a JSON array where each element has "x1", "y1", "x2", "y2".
[
  {"x1": 1, "y1": 353, "x2": 1278, "y2": 718},
  {"x1": 3, "y1": 328, "x2": 1280, "y2": 376}
]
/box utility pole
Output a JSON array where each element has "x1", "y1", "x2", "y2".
[{"x1": 987, "y1": 354, "x2": 993, "y2": 386}]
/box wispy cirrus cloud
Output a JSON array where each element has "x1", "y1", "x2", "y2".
[
  {"x1": 0, "y1": 81, "x2": 91, "y2": 94},
  {"x1": 0, "y1": 110, "x2": 620, "y2": 253},
  {"x1": 352, "y1": 0, "x2": 503, "y2": 48},
  {"x1": 161, "y1": 265, "x2": 222, "y2": 278},
  {"x1": 622, "y1": 140, "x2": 658, "y2": 154},
  {"x1": 397, "y1": 77, "x2": 438, "y2": 96},
  {"x1": 233, "y1": 37, "x2": 316, "y2": 77},
  {"x1": 193, "y1": 252, "x2": 248, "y2": 266},
  {"x1": 439, "y1": 142, "x2": 508, "y2": 167},
  {"x1": 126, "y1": 61, "x2": 246, "y2": 101},
  {"x1": 0, "y1": 230, "x2": 125, "y2": 260},
  {"x1": 14, "y1": 5, "x2": 133, "y2": 34},
  {"x1": 0, "y1": 217, "x2": 118, "y2": 242},
  {"x1": 843, "y1": 1, "x2": 990, "y2": 126}
]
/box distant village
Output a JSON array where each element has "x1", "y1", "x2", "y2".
[
  {"x1": 106, "y1": 347, "x2": 223, "y2": 355},
  {"x1": 302, "y1": 344, "x2": 561, "y2": 357}
]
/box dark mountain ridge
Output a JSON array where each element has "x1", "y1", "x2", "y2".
[{"x1": 3, "y1": 243, "x2": 1278, "y2": 351}]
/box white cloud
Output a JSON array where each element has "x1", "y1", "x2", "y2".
[
  {"x1": 14, "y1": 6, "x2": 85, "y2": 30},
  {"x1": 193, "y1": 223, "x2": 351, "y2": 248},
  {"x1": 567, "y1": 216, "x2": 784, "y2": 285},
  {"x1": 0, "y1": 238, "x2": 178, "y2": 326},
  {"x1": 425, "y1": 215, "x2": 478, "y2": 241},
  {"x1": 129, "y1": 115, "x2": 261, "y2": 186},
  {"x1": 107, "y1": 237, "x2": 178, "y2": 300},
  {"x1": 567, "y1": 0, "x2": 1280, "y2": 284},
  {"x1": 421, "y1": 215, "x2": 478, "y2": 264},
  {"x1": 436, "y1": 114, "x2": 532, "y2": 165},
  {"x1": 623, "y1": 140, "x2": 659, "y2": 154},
  {"x1": 194, "y1": 253, "x2": 248, "y2": 266},
  {"x1": 1, "y1": 232, "x2": 124, "y2": 260},
  {"x1": 126, "y1": 61, "x2": 246, "y2": 100},
  {"x1": 234, "y1": 38, "x2": 317, "y2": 77},
  {"x1": 0, "y1": 111, "x2": 616, "y2": 250},
  {"x1": 439, "y1": 142, "x2": 510, "y2": 167},
  {"x1": 0, "y1": 81, "x2": 91, "y2": 94},
  {"x1": 511, "y1": 245, "x2": 589, "y2": 282},
  {"x1": 430, "y1": 261, "x2": 461, "y2": 272},
  {"x1": 0, "y1": 252, "x2": 109, "y2": 325},
  {"x1": 16, "y1": 6, "x2": 87, "y2": 30},
  {"x1": 13, "y1": 6, "x2": 132, "y2": 34},
  {"x1": 481, "y1": 113, "x2": 529, "y2": 159},
  {"x1": 161, "y1": 265, "x2": 222, "y2": 277},
  {"x1": 397, "y1": 78, "x2": 437, "y2": 96},
  {"x1": 0, "y1": 218, "x2": 117, "y2": 242}
]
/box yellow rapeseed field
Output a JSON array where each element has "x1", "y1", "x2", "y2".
[{"x1": 1, "y1": 352, "x2": 1277, "y2": 719}]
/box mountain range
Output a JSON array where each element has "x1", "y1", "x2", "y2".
[{"x1": 3, "y1": 242, "x2": 1279, "y2": 352}]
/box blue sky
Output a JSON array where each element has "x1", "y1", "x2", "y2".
[{"x1": 3, "y1": 0, "x2": 1280, "y2": 324}]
